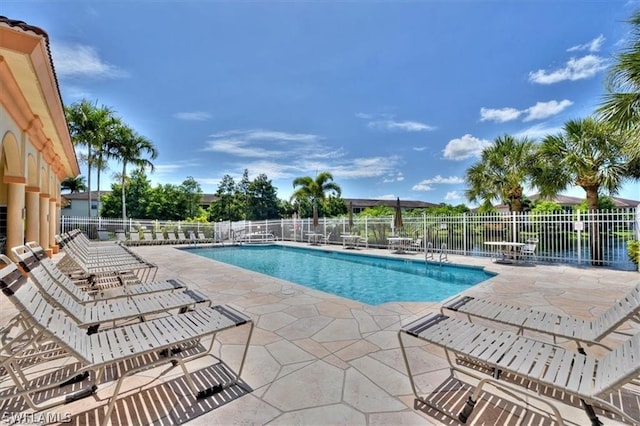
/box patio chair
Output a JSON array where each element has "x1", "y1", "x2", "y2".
[
  {"x1": 142, "y1": 231, "x2": 155, "y2": 245},
  {"x1": 0, "y1": 256, "x2": 254, "y2": 426},
  {"x1": 128, "y1": 230, "x2": 141, "y2": 246},
  {"x1": 441, "y1": 282, "x2": 640, "y2": 350},
  {"x1": 196, "y1": 231, "x2": 211, "y2": 244},
  {"x1": 5, "y1": 253, "x2": 209, "y2": 334},
  {"x1": 398, "y1": 312, "x2": 640, "y2": 425},
  {"x1": 410, "y1": 238, "x2": 423, "y2": 252},
  {"x1": 519, "y1": 237, "x2": 538, "y2": 263},
  {"x1": 165, "y1": 231, "x2": 180, "y2": 244},
  {"x1": 177, "y1": 231, "x2": 189, "y2": 244},
  {"x1": 188, "y1": 230, "x2": 198, "y2": 246},
  {"x1": 154, "y1": 230, "x2": 166, "y2": 244}
]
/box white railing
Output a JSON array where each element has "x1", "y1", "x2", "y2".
[{"x1": 61, "y1": 206, "x2": 639, "y2": 271}]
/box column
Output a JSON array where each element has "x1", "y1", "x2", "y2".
[
  {"x1": 25, "y1": 188, "x2": 40, "y2": 244},
  {"x1": 6, "y1": 179, "x2": 26, "y2": 260},
  {"x1": 49, "y1": 197, "x2": 57, "y2": 253},
  {"x1": 39, "y1": 193, "x2": 50, "y2": 256}
]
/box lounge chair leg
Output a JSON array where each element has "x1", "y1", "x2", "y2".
[
  {"x1": 64, "y1": 385, "x2": 97, "y2": 403},
  {"x1": 458, "y1": 395, "x2": 476, "y2": 423},
  {"x1": 582, "y1": 402, "x2": 603, "y2": 426},
  {"x1": 575, "y1": 347, "x2": 603, "y2": 425},
  {"x1": 196, "y1": 383, "x2": 226, "y2": 399},
  {"x1": 59, "y1": 371, "x2": 89, "y2": 387}
]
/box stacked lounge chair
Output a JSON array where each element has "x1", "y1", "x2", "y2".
[
  {"x1": 0, "y1": 252, "x2": 253, "y2": 426},
  {"x1": 11, "y1": 247, "x2": 210, "y2": 334},
  {"x1": 23, "y1": 241, "x2": 187, "y2": 297},
  {"x1": 56, "y1": 229, "x2": 157, "y2": 282}
]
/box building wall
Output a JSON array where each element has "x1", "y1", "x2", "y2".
[{"x1": 0, "y1": 18, "x2": 78, "y2": 258}]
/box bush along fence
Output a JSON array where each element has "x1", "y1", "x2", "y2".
[{"x1": 61, "y1": 206, "x2": 640, "y2": 271}]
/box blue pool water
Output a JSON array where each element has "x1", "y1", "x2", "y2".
[{"x1": 185, "y1": 245, "x2": 494, "y2": 305}]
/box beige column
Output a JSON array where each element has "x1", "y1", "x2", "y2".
[
  {"x1": 49, "y1": 197, "x2": 57, "y2": 252},
  {"x1": 25, "y1": 187, "x2": 40, "y2": 244},
  {"x1": 39, "y1": 193, "x2": 50, "y2": 256},
  {"x1": 5, "y1": 178, "x2": 26, "y2": 260}
]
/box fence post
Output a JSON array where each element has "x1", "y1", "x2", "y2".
[
  {"x1": 511, "y1": 212, "x2": 516, "y2": 243},
  {"x1": 463, "y1": 213, "x2": 468, "y2": 255},
  {"x1": 576, "y1": 209, "x2": 582, "y2": 265}
]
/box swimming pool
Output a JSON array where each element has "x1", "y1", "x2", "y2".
[{"x1": 185, "y1": 245, "x2": 494, "y2": 305}]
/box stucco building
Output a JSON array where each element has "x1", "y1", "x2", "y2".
[{"x1": 0, "y1": 16, "x2": 79, "y2": 257}]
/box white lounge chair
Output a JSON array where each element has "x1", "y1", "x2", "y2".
[
  {"x1": 5, "y1": 253, "x2": 210, "y2": 334},
  {"x1": 398, "y1": 312, "x2": 640, "y2": 425},
  {"x1": 442, "y1": 283, "x2": 640, "y2": 350},
  {"x1": 23, "y1": 242, "x2": 176, "y2": 295},
  {"x1": 0, "y1": 257, "x2": 254, "y2": 426}
]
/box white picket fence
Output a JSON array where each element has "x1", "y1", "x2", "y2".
[{"x1": 61, "y1": 206, "x2": 639, "y2": 271}]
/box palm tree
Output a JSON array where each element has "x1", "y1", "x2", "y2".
[
  {"x1": 291, "y1": 172, "x2": 341, "y2": 227},
  {"x1": 61, "y1": 176, "x2": 87, "y2": 193},
  {"x1": 465, "y1": 134, "x2": 537, "y2": 212},
  {"x1": 597, "y1": 9, "x2": 640, "y2": 179},
  {"x1": 65, "y1": 99, "x2": 116, "y2": 216},
  {"x1": 536, "y1": 117, "x2": 629, "y2": 265},
  {"x1": 109, "y1": 125, "x2": 158, "y2": 222}
]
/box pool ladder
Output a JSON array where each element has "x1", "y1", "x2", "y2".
[{"x1": 425, "y1": 242, "x2": 448, "y2": 265}]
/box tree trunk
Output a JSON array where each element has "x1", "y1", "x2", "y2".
[
  {"x1": 121, "y1": 163, "x2": 127, "y2": 224},
  {"x1": 585, "y1": 187, "x2": 603, "y2": 266},
  {"x1": 87, "y1": 145, "x2": 92, "y2": 217}
]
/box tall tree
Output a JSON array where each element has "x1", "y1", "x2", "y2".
[
  {"x1": 179, "y1": 176, "x2": 204, "y2": 219},
  {"x1": 246, "y1": 174, "x2": 280, "y2": 220},
  {"x1": 61, "y1": 176, "x2": 87, "y2": 193},
  {"x1": 597, "y1": 9, "x2": 640, "y2": 179},
  {"x1": 465, "y1": 134, "x2": 537, "y2": 212},
  {"x1": 65, "y1": 99, "x2": 116, "y2": 216},
  {"x1": 109, "y1": 125, "x2": 158, "y2": 222},
  {"x1": 291, "y1": 172, "x2": 342, "y2": 220},
  {"x1": 209, "y1": 174, "x2": 242, "y2": 222},
  {"x1": 536, "y1": 117, "x2": 630, "y2": 265}
]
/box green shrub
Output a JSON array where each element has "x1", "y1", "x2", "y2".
[{"x1": 628, "y1": 240, "x2": 640, "y2": 266}]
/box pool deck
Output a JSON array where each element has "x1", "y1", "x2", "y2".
[{"x1": 1, "y1": 241, "x2": 639, "y2": 425}]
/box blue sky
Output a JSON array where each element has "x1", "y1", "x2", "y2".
[{"x1": 4, "y1": 0, "x2": 639, "y2": 204}]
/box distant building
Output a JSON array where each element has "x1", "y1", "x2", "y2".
[
  {"x1": 493, "y1": 194, "x2": 640, "y2": 213},
  {"x1": 61, "y1": 191, "x2": 110, "y2": 217},
  {"x1": 343, "y1": 198, "x2": 437, "y2": 214}
]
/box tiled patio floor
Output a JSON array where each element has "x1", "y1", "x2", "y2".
[{"x1": 1, "y1": 242, "x2": 638, "y2": 425}]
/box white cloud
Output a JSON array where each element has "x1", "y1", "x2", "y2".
[
  {"x1": 210, "y1": 129, "x2": 321, "y2": 143},
  {"x1": 412, "y1": 175, "x2": 463, "y2": 191},
  {"x1": 480, "y1": 100, "x2": 572, "y2": 124},
  {"x1": 445, "y1": 191, "x2": 463, "y2": 201},
  {"x1": 412, "y1": 182, "x2": 434, "y2": 191},
  {"x1": 567, "y1": 35, "x2": 605, "y2": 52},
  {"x1": 422, "y1": 175, "x2": 465, "y2": 184},
  {"x1": 357, "y1": 113, "x2": 435, "y2": 132},
  {"x1": 443, "y1": 134, "x2": 491, "y2": 161},
  {"x1": 480, "y1": 107, "x2": 522, "y2": 123},
  {"x1": 529, "y1": 55, "x2": 608, "y2": 84},
  {"x1": 174, "y1": 112, "x2": 211, "y2": 121},
  {"x1": 412, "y1": 146, "x2": 427, "y2": 152},
  {"x1": 523, "y1": 99, "x2": 573, "y2": 121},
  {"x1": 368, "y1": 120, "x2": 435, "y2": 132},
  {"x1": 51, "y1": 42, "x2": 127, "y2": 79},
  {"x1": 203, "y1": 139, "x2": 282, "y2": 158},
  {"x1": 383, "y1": 172, "x2": 404, "y2": 183}
]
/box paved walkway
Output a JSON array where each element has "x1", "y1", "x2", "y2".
[{"x1": 1, "y1": 242, "x2": 639, "y2": 425}]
